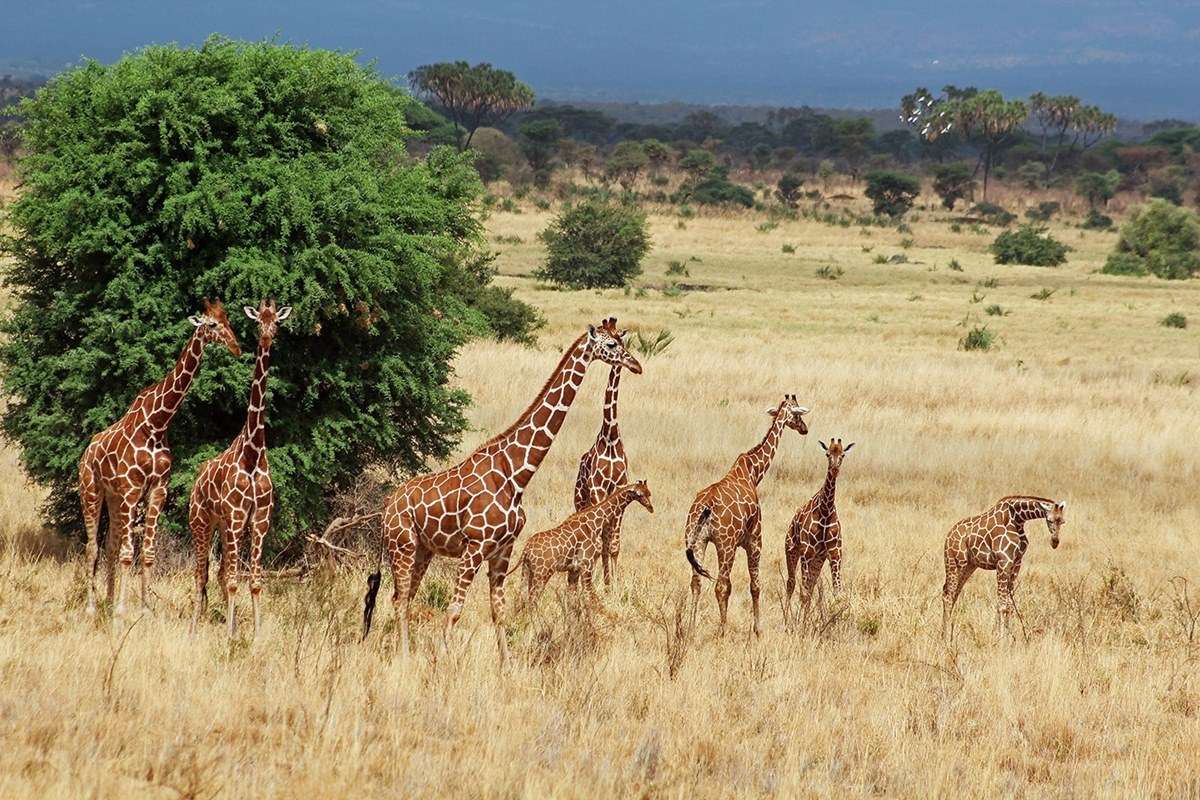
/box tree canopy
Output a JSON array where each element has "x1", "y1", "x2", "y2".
[{"x1": 409, "y1": 61, "x2": 534, "y2": 150}]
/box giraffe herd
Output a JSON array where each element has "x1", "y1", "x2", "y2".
[{"x1": 78, "y1": 307, "x2": 1067, "y2": 653}]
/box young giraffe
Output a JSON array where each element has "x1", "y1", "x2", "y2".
[
  {"x1": 79, "y1": 299, "x2": 241, "y2": 621},
  {"x1": 942, "y1": 495, "x2": 1067, "y2": 640},
  {"x1": 784, "y1": 438, "x2": 855, "y2": 626},
  {"x1": 188, "y1": 299, "x2": 291, "y2": 640},
  {"x1": 685, "y1": 395, "x2": 810, "y2": 637},
  {"x1": 510, "y1": 480, "x2": 654, "y2": 614},
  {"x1": 362, "y1": 319, "x2": 642, "y2": 662},
  {"x1": 574, "y1": 318, "x2": 631, "y2": 587}
]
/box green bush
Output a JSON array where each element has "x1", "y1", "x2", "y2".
[
  {"x1": 1082, "y1": 209, "x2": 1114, "y2": 230},
  {"x1": 970, "y1": 202, "x2": 1016, "y2": 226},
  {"x1": 932, "y1": 163, "x2": 975, "y2": 210},
  {"x1": 1100, "y1": 252, "x2": 1148, "y2": 276},
  {"x1": 1161, "y1": 313, "x2": 1188, "y2": 329},
  {"x1": 682, "y1": 168, "x2": 755, "y2": 207},
  {"x1": 959, "y1": 326, "x2": 996, "y2": 351},
  {"x1": 990, "y1": 225, "x2": 1070, "y2": 266},
  {"x1": 0, "y1": 38, "x2": 505, "y2": 544},
  {"x1": 1107, "y1": 200, "x2": 1200, "y2": 280},
  {"x1": 863, "y1": 170, "x2": 921, "y2": 217},
  {"x1": 1025, "y1": 201, "x2": 1060, "y2": 222},
  {"x1": 536, "y1": 198, "x2": 650, "y2": 288}
]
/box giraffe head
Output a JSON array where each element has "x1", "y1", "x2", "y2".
[
  {"x1": 586, "y1": 317, "x2": 642, "y2": 374},
  {"x1": 626, "y1": 479, "x2": 654, "y2": 513},
  {"x1": 1040, "y1": 499, "x2": 1067, "y2": 549},
  {"x1": 188, "y1": 299, "x2": 241, "y2": 357},
  {"x1": 766, "y1": 394, "x2": 809, "y2": 435},
  {"x1": 243, "y1": 298, "x2": 293, "y2": 348},
  {"x1": 818, "y1": 438, "x2": 855, "y2": 476}
]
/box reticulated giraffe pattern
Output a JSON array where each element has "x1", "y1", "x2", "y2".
[
  {"x1": 684, "y1": 395, "x2": 809, "y2": 637},
  {"x1": 189, "y1": 299, "x2": 291, "y2": 639},
  {"x1": 364, "y1": 319, "x2": 643, "y2": 662},
  {"x1": 511, "y1": 480, "x2": 653, "y2": 614},
  {"x1": 78, "y1": 299, "x2": 241, "y2": 621},
  {"x1": 574, "y1": 318, "x2": 631, "y2": 587},
  {"x1": 942, "y1": 495, "x2": 1067, "y2": 639},
  {"x1": 784, "y1": 437, "x2": 854, "y2": 625}
]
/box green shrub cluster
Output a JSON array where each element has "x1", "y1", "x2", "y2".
[
  {"x1": 990, "y1": 225, "x2": 1070, "y2": 266},
  {"x1": 536, "y1": 199, "x2": 651, "y2": 288},
  {"x1": 1102, "y1": 200, "x2": 1200, "y2": 279}
]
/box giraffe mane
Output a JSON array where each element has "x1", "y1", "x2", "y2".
[
  {"x1": 477, "y1": 330, "x2": 589, "y2": 451},
  {"x1": 998, "y1": 495, "x2": 1056, "y2": 504}
]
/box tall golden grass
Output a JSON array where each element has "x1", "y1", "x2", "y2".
[{"x1": 1, "y1": 198, "x2": 1198, "y2": 798}]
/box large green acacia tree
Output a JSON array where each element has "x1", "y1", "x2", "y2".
[{"x1": 0, "y1": 38, "x2": 501, "y2": 546}]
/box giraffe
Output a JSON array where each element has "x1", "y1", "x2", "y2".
[
  {"x1": 362, "y1": 318, "x2": 643, "y2": 662},
  {"x1": 574, "y1": 317, "x2": 631, "y2": 588},
  {"x1": 79, "y1": 299, "x2": 241, "y2": 621},
  {"x1": 784, "y1": 438, "x2": 854, "y2": 626},
  {"x1": 188, "y1": 299, "x2": 291, "y2": 640},
  {"x1": 509, "y1": 480, "x2": 653, "y2": 615},
  {"x1": 941, "y1": 495, "x2": 1067, "y2": 640},
  {"x1": 684, "y1": 395, "x2": 810, "y2": 637}
]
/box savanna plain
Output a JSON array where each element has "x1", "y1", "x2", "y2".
[{"x1": 1, "y1": 187, "x2": 1198, "y2": 798}]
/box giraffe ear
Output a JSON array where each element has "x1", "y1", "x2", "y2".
[
  {"x1": 1055, "y1": 500, "x2": 1066, "y2": 511},
  {"x1": 844, "y1": 442, "x2": 856, "y2": 452},
  {"x1": 587, "y1": 324, "x2": 597, "y2": 338},
  {"x1": 276, "y1": 306, "x2": 292, "y2": 322},
  {"x1": 819, "y1": 440, "x2": 828, "y2": 452},
  {"x1": 243, "y1": 306, "x2": 259, "y2": 321},
  {"x1": 765, "y1": 407, "x2": 777, "y2": 416},
  {"x1": 188, "y1": 315, "x2": 204, "y2": 327},
  {"x1": 1040, "y1": 501, "x2": 1055, "y2": 513}
]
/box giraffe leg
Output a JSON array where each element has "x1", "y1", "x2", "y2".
[
  {"x1": 783, "y1": 537, "x2": 801, "y2": 629},
  {"x1": 745, "y1": 522, "x2": 763, "y2": 638},
  {"x1": 189, "y1": 504, "x2": 214, "y2": 635},
  {"x1": 444, "y1": 540, "x2": 485, "y2": 649},
  {"x1": 80, "y1": 468, "x2": 103, "y2": 617},
  {"x1": 222, "y1": 503, "x2": 250, "y2": 640},
  {"x1": 606, "y1": 516, "x2": 623, "y2": 591},
  {"x1": 526, "y1": 566, "x2": 552, "y2": 611},
  {"x1": 380, "y1": 509, "x2": 420, "y2": 657},
  {"x1": 111, "y1": 490, "x2": 140, "y2": 625},
  {"x1": 714, "y1": 545, "x2": 735, "y2": 637},
  {"x1": 799, "y1": 556, "x2": 823, "y2": 624},
  {"x1": 996, "y1": 562, "x2": 1018, "y2": 642},
  {"x1": 580, "y1": 563, "x2": 606, "y2": 618},
  {"x1": 689, "y1": 540, "x2": 705, "y2": 628},
  {"x1": 139, "y1": 471, "x2": 169, "y2": 610},
  {"x1": 487, "y1": 544, "x2": 514, "y2": 665},
  {"x1": 828, "y1": 543, "x2": 843, "y2": 596},
  {"x1": 942, "y1": 564, "x2": 974, "y2": 641},
  {"x1": 247, "y1": 493, "x2": 273, "y2": 641}
]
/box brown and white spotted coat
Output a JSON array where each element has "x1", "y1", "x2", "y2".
[
  {"x1": 784, "y1": 437, "x2": 854, "y2": 624},
  {"x1": 512, "y1": 481, "x2": 653, "y2": 613},
  {"x1": 363, "y1": 320, "x2": 643, "y2": 662},
  {"x1": 574, "y1": 318, "x2": 631, "y2": 587},
  {"x1": 942, "y1": 495, "x2": 1067, "y2": 639},
  {"x1": 188, "y1": 299, "x2": 291, "y2": 639},
  {"x1": 79, "y1": 299, "x2": 241, "y2": 622},
  {"x1": 685, "y1": 395, "x2": 810, "y2": 637}
]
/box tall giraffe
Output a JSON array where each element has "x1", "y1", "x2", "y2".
[
  {"x1": 684, "y1": 395, "x2": 809, "y2": 637},
  {"x1": 362, "y1": 319, "x2": 643, "y2": 662},
  {"x1": 188, "y1": 299, "x2": 291, "y2": 640},
  {"x1": 79, "y1": 299, "x2": 241, "y2": 621},
  {"x1": 784, "y1": 438, "x2": 854, "y2": 625},
  {"x1": 942, "y1": 495, "x2": 1067, "y2": 640},
  {"x1": 574, "y1": 317, "x2": 630, "y2": 587}
]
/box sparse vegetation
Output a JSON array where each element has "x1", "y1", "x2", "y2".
[
  {"x1": 816, "y1": 264, "x2": 845, "y2": 280},
  {"x1": 959, "y1": 325, "x2": 996, "y2": 351},
  {"x1": 1161, "y1": 313, "x2": 1187, "y2": 329}
]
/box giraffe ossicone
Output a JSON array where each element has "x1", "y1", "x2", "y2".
[
  {"x1": 79, "y1": 299, "x2": 241, "y2": 623},
  {"x1": 363, "y1": 318, "x2": 643, "y2": 663}
]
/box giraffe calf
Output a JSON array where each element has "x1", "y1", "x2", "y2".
[{"x1": 511, "y1": 481, "x2": 653, "y2": 614}]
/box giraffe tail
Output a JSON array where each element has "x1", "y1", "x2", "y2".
[
  {"x1": 361, "y1": 530, "x2": 386, "y2": 641},
  {"x1": 503, "y1": 551, "x2": 527, "y2": 580},
  {"x1": 685, "y1": 507, "x2": 714, "y2": 580}
]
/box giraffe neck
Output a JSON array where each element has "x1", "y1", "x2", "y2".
[
  {"x1": 241, "y1": 337, "x2": 273, "y2": 451},
  {"x1": 816, "y1": 464, "x2": 839, "y2": 511},
  {"x1": 490, "y1": 333, "x2": 591, "y2": 492},
  {"x1": 589, "y1": 486, "x2": 638, "y2": 527},
  {"x1": 737, "y1": 414, "x2": 786, "y2": 486},
  {"x1": 146, "y1": 331, "x2": 205, "y2": 430},
  {"x1": 1002, "y1": 496, "x2": 1050, "y2": 525},
  {"x1": 598, "y1": 364, "x2": 621, "y2": 444}
]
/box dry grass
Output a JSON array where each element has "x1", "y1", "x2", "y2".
[{"x1": 1, "y1": 195, "x2": 1199, "y2": 798}]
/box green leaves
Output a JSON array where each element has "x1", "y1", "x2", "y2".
[{"x1": 0, "y1": 38, "x2": 499, "y2": 546}]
